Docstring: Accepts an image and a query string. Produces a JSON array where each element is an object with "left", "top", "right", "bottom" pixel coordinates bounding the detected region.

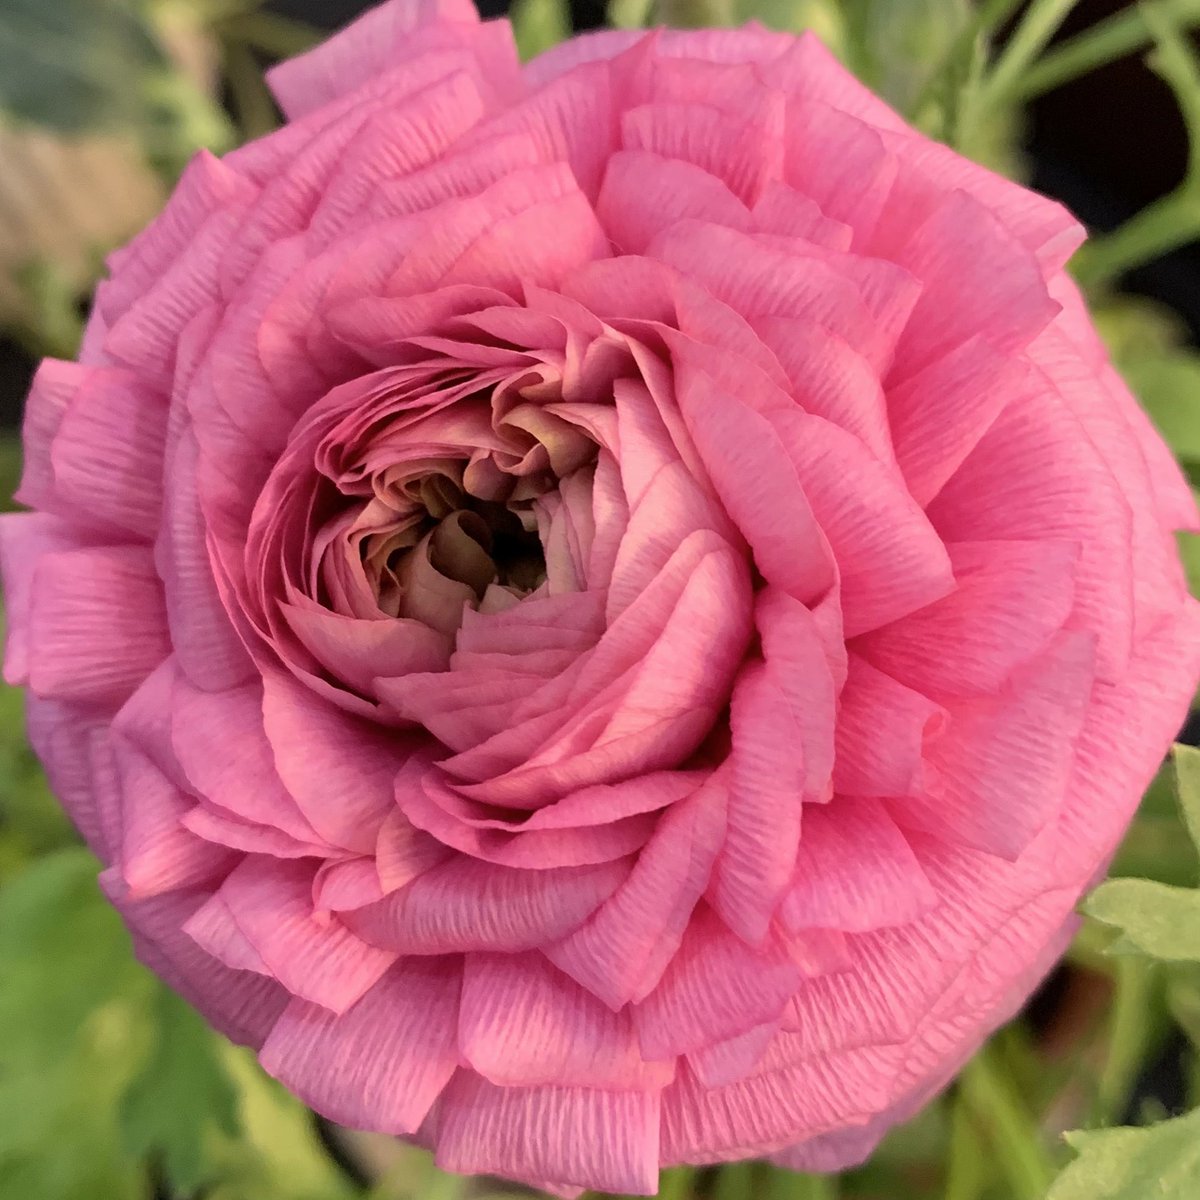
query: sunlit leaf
[
  {"left": 1173, "top": 744, "right": 1200, "bottom": 852},
  {"left": 0, "top": 849, "right": 151, "bottom": 1200},
  {"left": 1109, "top": 763, "right": 1200, "bottom": 887},
  {"left": 1085, "top": 878, "right": 1200, "bottom": 962},
  {"left": 120, "top": 983, "right": 241, "bottom": 1195},
  {"left": 0, "top": 0, "right": 167, "bottom": 133},
  {"left": 1047, "top": 1107, "right": 1200, "bottom": 1199},
  {"left": 204, "top": 1046, "right": 358, "bottom": 1200},
  {"left": 1121, "top": 353, "right": 1200, "bottom": 482}
]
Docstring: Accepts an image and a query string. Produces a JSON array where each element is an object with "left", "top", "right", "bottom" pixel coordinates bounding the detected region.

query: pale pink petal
[
  {"left": 156, "top": 428, "right": 257, "bottom": 691},
  {"left": 751, "top": 316, "right": 892, "bottom": 466},
  {"left": 620, "top": 95, "right": 784, "bottom": 207},
  {"left": 0, "top": 513, "right": 95, "bottom": 686},
  {"left": 633, "top": 907, "right": 801, "bottom": 1060},
  {"left": 116, "top": 742, "right": 237, "bottom": 898},
  {"left": 460, "top": 952, "right": 673, "bottom": 1088},
  {"left": 14, "top": 359, "right": 84, "bottom": 513},
  {"left": 544, "top": 771, "right": 726, "bottom": 1007},
  {"left": 168, "top": 676, "right": 327, "bottom": 846},
  {"left": 26, "top": 697, "right": 113, "bottom": 859},
  {"left": 871, "top": 128, "right": 1085, "bottom": 274},
  {"left": 597, "top": 150, "right": 750, "bottom": 254},
  {"left": 894, "top": 633, "right": 1095, "bottom": 859},
  {"left": 260, "top": 957, "right": 460, "bottom": 1133},
  {"left": 341, "top": 854, "right": 628, "bottom": 953},
  {"left": 780, "top": 798, "right": 936, "bottom": 933},
  {"left": 769, "top": 409, "right": 955, "bottom": 636},
  {"left": 885, "top": 191, "right": 1060, "bottom": 382},
  {"left": 857, "top": 538, "right": 1079, "bottom": 699},
  {"left": 28, "top": 545, "right": 170, "bottom": 707},
  {"left": 206, "top": 857, "right": 397, "bottom": 1014},
  {"left": 834, "top": 655, "right": 945, "bottom": 798},
  {"left": 49, "top": 368, "right": 167, "bottom": 539},
  {"left": 781, "top": 100, "right": 898, "bottom": 249},
  {"left": 672, "top": 361, "right": 834, "bottom": 605},
  {"left": 267, "top": 0, "right": 483, "bottom": 119},
  {"left": 183, "top": 891, "right": 271, "bottom": 974},
  {"left": 750, "top": 181, "right": 854, "bottom": 249},
  {"left": 711, "top": 662, "right": 803, "bottom": 942},
  {"left": 313, "top": 857, "right": 386, "bottom": 913},
  {"left": 660, "top": 1046, "right": 898, "bottom": 1164},
  {"left": 929, "top": 384, "right": 1134, "bottom": 680},
  {"left": 888, "top": 336, "right": 1034, "bottom": 507},
  {"left": 687, "top": 1021, "right": 778, "bottom": 1088},
  {"left": 760, "top": 34, "right": 909, "bottom": 132},
  {"left": 436, "top": 1074, "right": 661, "bottom": 1196},
  {"left": 456, "top": 62, "right": 618, "bottom": 199},
  {"left": 756, "top": 586, "right": 841, "bottom": 797},
  {"left": 375, "top": 803, "right": 453, "bottom": 890},
  {"left": 305, "top": 70, "right": 492, "bottom": 245},
  {"left": 181, "top": 803, "right": 332, "bottom": 860},
  {"left": 99, "top": 151, "right": 256, "bottom": 323},
  {"left": 261, "top": 670, "right": 412, "bottom": 854}
]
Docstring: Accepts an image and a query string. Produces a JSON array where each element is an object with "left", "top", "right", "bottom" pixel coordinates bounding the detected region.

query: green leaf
[
  {"left": 509, "top": 0, "right": 571, "bottom": 60},
  {"left": 0, "top": 0, "right": 168, "bottom": 133},
  {"left": 1085, "top": 877, "right": 1200, "bottom": 961},
  {"left": 1092, "top": 294, "right": 1187, "bottom": 365},
  {"left": 1109, "top": 763, "right": 1200, "bottom": 888},
  {"left": 712, "top": 1162, "right": 757, "bottom": 1200},
  {"left": 1121, "top": 353, "right": 1200, "bottom": 476},
  {"left": 1174, "top": 743, "right": 1200, "bottom": 851},
  {"left": 0, "top": 849, "right": 151, "bottom": 1200},
  {"left": 204, "top": 1046, "right": 357, "bottom": 1200},
  {"left": 737, "top": 0, "right": 848, "bottom": 54},
  {"left": 838, "top": 0, "right": 974, "bottom": 116},
  {"left": 955, "top": 1047, "right": 1056, "bottom": 1200},
  {"left": 119, "top": 983, "right": 241, "bottom": 1195},
  {"left": 1047, "top": 1107, "right": 1200, "bottom": 1199}
]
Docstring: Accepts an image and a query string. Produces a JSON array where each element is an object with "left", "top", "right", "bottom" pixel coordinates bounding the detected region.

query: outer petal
[
  {"left": 261, "top": 957, "right": 460, "bottom": 1133},
  {"left": 436, "top": 1073, "right": 662, "bottom": 1196},
  {"left": 459, "top": 952, "right": 673, "bottom": 1088},
  {"left": 267, "top": 0, "right": 485, "bottom": 120}
]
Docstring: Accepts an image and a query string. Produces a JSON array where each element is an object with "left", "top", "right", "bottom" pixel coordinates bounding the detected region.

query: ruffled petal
[{"left": 260, "top": 958, "right": 460, "bottom": 1132}]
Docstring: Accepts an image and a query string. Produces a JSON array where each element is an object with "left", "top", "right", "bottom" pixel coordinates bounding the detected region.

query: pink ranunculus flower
[{"left": 4, "top": 1, "right": 1199, "bottom": 1192}]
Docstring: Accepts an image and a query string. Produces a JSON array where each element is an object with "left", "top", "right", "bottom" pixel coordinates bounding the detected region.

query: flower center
[{"left": 357, "top": 469, "right": 549, "bottom": 622}]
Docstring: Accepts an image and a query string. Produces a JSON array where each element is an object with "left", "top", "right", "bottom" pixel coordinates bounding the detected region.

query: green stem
[
  {"left": 1094, "top": 957, "right": 1159, "bottom": 1126},
  {"left": 12, "top": 260, "right": 84, "bottom": 360},
  {"left": 1144, "top": 0, "right": 1200, "bottom": 179},
  {"left": 1073, "top": 3, "right": 1200, "bottom": 284},
  {"left": 763, "top": 1169, "right": 839, "bottom": 1200},
  {"left": 218, "top": 11, "right": 321, "bottom": 58},
  {"left": 711, "top": 1162, "right": 757, "bottom": 1200},
  {"left": 222, "top": 38, "right": 280, "bottom": 142},
  {"left": 1073, "top": 190, "right": 1200, "bottom": 287},
  {"left": 981, "top": 0, "right": 1080, "bottom": 105},
  {"left": 1015, "top": 0, "right": 1200, "bottom": 99},
  {"left": 909, "top": 0, "right": 1027, "bottom": 122},
  {"left": 657, "top": 1166, "right": 699, "bottom": 1200},
  {"left": 957, "top": 1050, "right": 1056, "bottom": 1200},
  {"left": 944, "top": 1092, "right": 987, "bottom": 1200},
  {"left": 653, "top": 0, "right": 738, "bottom": 25}
]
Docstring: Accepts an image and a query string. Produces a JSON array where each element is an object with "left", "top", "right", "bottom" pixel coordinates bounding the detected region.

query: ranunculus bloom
[{"left": 4, "top": 2, "right": 1199, "bottom": 1192}]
